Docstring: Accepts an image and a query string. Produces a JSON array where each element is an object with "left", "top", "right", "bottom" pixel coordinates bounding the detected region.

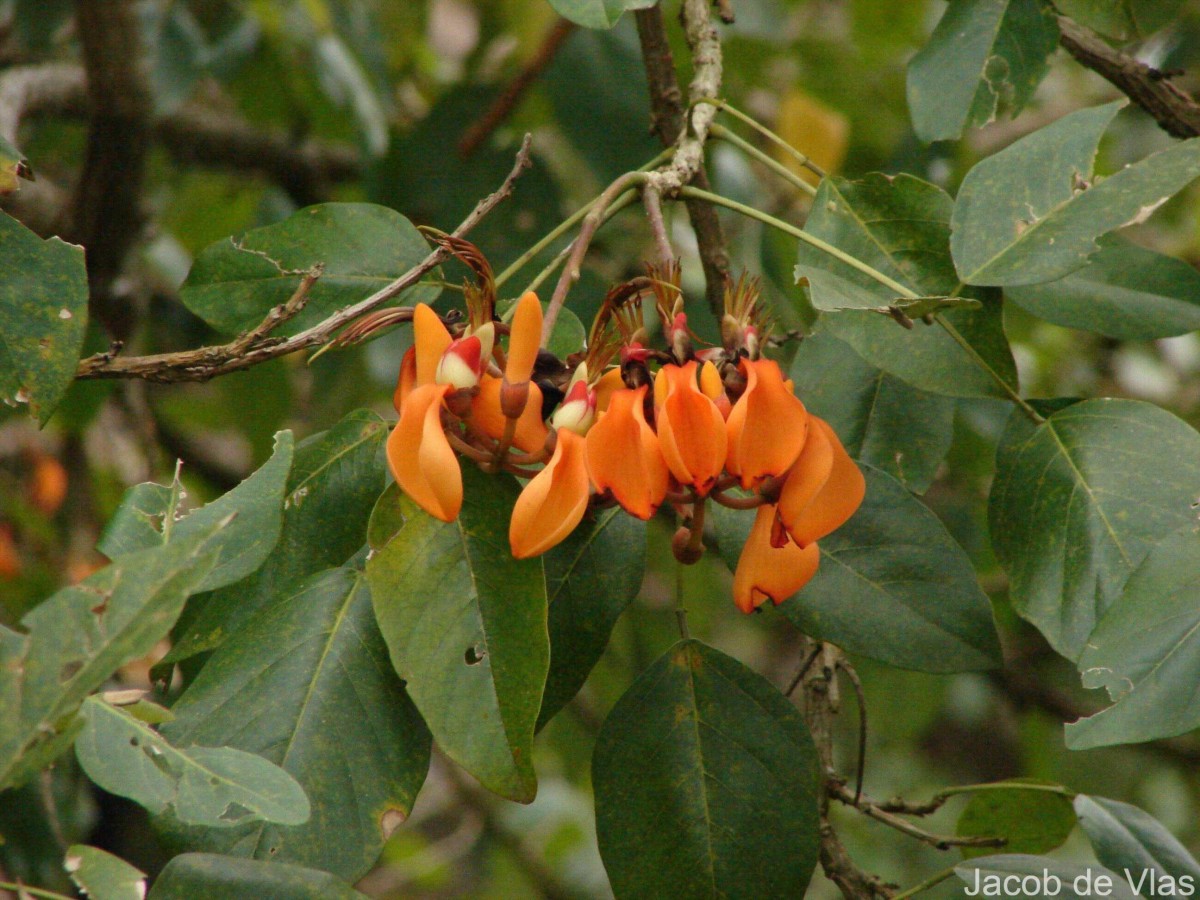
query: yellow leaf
[{"left": 774, "top": 90, "right": 849, "bottom": 187}]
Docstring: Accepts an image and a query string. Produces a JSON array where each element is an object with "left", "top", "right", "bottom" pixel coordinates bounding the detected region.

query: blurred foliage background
[{"left": 2, "top": 0, "right": 1200, "bottom": 897}]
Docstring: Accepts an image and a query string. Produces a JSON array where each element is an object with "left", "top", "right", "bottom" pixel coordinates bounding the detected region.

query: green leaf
[
  {"left": 0, "top": 210, "right": 89, "bottom": 423},
  {"left": 64, "top": 845, "right": 147, "bottom": 900},
  {"left": 714, "top": 466, "right": 1001, "bottom": 672},
  {"left": 181, "top": 203, "right": 438, "bottom": 335},
  {"left": 955, "top": 782, "right": 1076, "bottom": 859},
  {"left": 907, "top": 0, "right": 1059, "bottom": 143},
  {"left": 365, "top": 465, "right": 548, "bottom": 802},
  {"left": 797, "top": 173, "right": 1017, "bottom": 398},
  {"left": 955, "top": 855, "right": 1140, "bottom": 899},
  {"left": 99, "top": 431, "right": 294, "bottom": 593},
  {"left": 538, "top": 510, "right": 645, "bottom": 730},
  {"left": 75, "top": 697, "right": 310, "bottom": 828},
  {"left": 546, "top": 0, "right": 656, "bottom": 30},
  {"left": 789, "top": 332, "right": 955, "bottom": 493},
  {"left": 1066, "top": 528, "right": 1200, "bottom": 749},
  {"left": 1005, "top": 235, "right": 1200, "bottom": 340},
  {"left": 167, "top": 410, "right": 387, "bottom": 663},
  {"left": 0, "top": 526, "right": 223, "bottom": 790},
  {"left": 160, "top": 568, "right": 430, "bottom": 882},
  {"left": 952, "top": 100, "right": 1200, "bottom": 286},
  {"left": 1074, "top": 795, "right": 1200, "bottom": 885},
  {"left": 593, "top": 640, "right": 820, "bottom": 898},
  {"left": 989, "top": 399, "right": 1200, "bottom": 661},
  {"left": 148, "top": 853, "right": 366, "bottom": 900},
  {"left": 1056, "top": 0, "right": 1185, "bottom": 39}
]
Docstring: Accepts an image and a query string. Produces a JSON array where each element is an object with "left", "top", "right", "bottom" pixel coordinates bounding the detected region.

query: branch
[
  {"left": 634, "top": 4, "right": 730, "bottom": 317},
  {"left": 1058, "top": 16, "right": 1200, "bottom": 138},
  {"left": 76, "top": 136, "right": 534, "bottom": 382},
  {"left": 827, "top": 780, "right": 1006, "bottom": 852}
]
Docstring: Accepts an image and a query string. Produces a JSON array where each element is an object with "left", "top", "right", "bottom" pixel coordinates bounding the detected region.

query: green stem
[
  {"left": 692, "top": 96, "right": 826, "bottom": 178},
  {"left": 676, "top": 185, "right": 1043, "bottom": 422},
  {"left": 521, "top": 189, "right": 638, "bottom": 297},
  {"left": 710, "top": 122, "right": 817, "bottom": 197},
  {"left": 892, "top": 866, "right": 958, "bottom": 900},
  {"left": 938, "top": 782, "right": 1074, "bottom": 801},
  {"left": 0, "top": 881, "right": 77, "bottom": 900}
]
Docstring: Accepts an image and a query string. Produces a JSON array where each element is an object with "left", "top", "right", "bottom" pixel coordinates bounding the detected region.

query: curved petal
[
  {"left": 594, "top": 367, "right": 625, "bottom": 414},
  {"left": 586, "top": 386, "right": 669, "bottom": 519},
  {"left": 780, "top": 416, "right": 864, "bottom": 546},
  {"left": 393, "top": 346, "right": 417, "bottom": 415},
  {"left": 506, "top": 291, "right": 542, "bottom": 384},
  {"left": 413, "top": 303, "right": 453, "bottom": 386},
  {"left": 656, "top": 363, "right": 726, "bottom": 495},
  {"left": 509, "top": 429, "right": 591, "bottom": 559},
  {"left": 387, "top": 383, "right": 461, "bottom": 521},
  {"left": 732, "top": 504, "right": 820, "bottom": 613},
  {"left": 472, "top": 375, "right": 549, "bottom": 454},
  {"left": 776, "top": 418, "right": 834, "bottom": 528},
  {"left": 726, "top": 359, "right": 808, "bottom": 489}
]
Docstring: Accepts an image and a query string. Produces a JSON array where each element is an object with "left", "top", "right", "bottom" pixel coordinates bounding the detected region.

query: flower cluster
[{"left": 384, "top": 240, "right": 864, "bottom": 613}]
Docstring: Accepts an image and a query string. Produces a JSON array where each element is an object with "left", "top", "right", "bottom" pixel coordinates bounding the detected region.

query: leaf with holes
[
  {"left": 181, "top": 203, "right": 438, "bottom": 336},
  {"left": 796, "top": 173, "right": 1016, "bottom": 398},
  {"left": 64, "top": 845, "right": 147, "bottom": 900},
  {"left": 951, "top": 100, "right": 1200, "bottom": 286},
  {"left": 148, "top": 853, "right": 366, "bottom": 900},
  {"left": 159, "top": 567, "right": 429, "bottom": 882},
  {"left": 365, "top": 466, "right": 548, "bottom": 802},
  {"left": 75, "top": 697, "right": 309, "bottom": 827},
  {"left": 989, "top": 399, "right": 1200, "bottom": 661},
  {"left": 907, "top": 0, "right": 1058, "bottom": 143},
  {"left": 0, "top": 524, "right": 223, "bottom": 791},
  {"left": 593, "top": 640, "right": 820, "bottom": 898},
  {"left": 1066, "top": 528, "right": 1200, "bottom": 748},
  {"left": 0, "top": 210, "right": 88, "bottom": 423}
]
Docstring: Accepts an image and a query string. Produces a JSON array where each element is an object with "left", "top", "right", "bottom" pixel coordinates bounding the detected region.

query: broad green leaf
[
  {"left": 593, "top": 640, "right": 820, "bottom": 898},
  {"left": 1056, "top": 0, "right": 1185, "bottom": 39},
  {"left": 181, "top": 203, "right": 438, "bottom": 335},
  {"left": 0, "top": 765, "right": 97, "bottom": 891},
  {"left": 547, "top": 0, "right": 655, "bottom": 29},
  {"left": 714, "top": 466, "right": 1001, "bottom": 672},
  {"left": 75, "top": 697, "right": 309, "bottom": 827},
  {"left": 955, "top": 782, "right": 1076, "bottom": 859},
  {"left": 789, "top": 332, "right": 955, "bottom": 493},
  {"left": 955, "top": 855, "right": 1140, "bottom": 899},
  {"left": 1006, "top": 236, "right": 1200, "bottom": 340},
  {"left": 1066, "top": 528, "right": 1200, "bottom": 749},
  {"left": 166, "top": 409, "right": 387, "bottom": 663},
  {"left": 0, "top": 526, "right": 222, "bottom": 790},
  {"left": 989, "top": 399, "right": 1200, "bottom": 661},
  {"left": 64, "top": 845, "right": 147, "bottom": 900},
  {"left": 365, "top": 466, "right": 548, "bottom": 802},
  {"left": 538, "top": 509, "right": 645, "bottom": 730},
  {"left": 99, "top": 431, "right": 294, "bottom": 593},
  {"left": 160, "top": 568, "right": 430, "bottom": 882},
  {"left": 0, "top": 210, "right": 89, "bottom": 423},
  {"left": 907, "top": 0, "right": 1058, "bottom": 143},
  {"left": 148, "top": 853, "right": 366, "bottom": 900},
  {"left": 797, "top": 173, "right": 1017, "bottom": 398},
  {"left": 952, "top": 100, "right": 1200, "bottom": 285},
  {"left": 1074, "top": 795, "right": 1200, "bottom": 885}
]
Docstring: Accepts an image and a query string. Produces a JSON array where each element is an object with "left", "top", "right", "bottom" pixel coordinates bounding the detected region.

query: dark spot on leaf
[
  {"left": 210, "top": 777, "right": 220, "bottom": 786},
  {"left": 90, "top": 598, "right": 108, "bottom": 616},
  {"left": 129, "top": 737, "right": 139, "bottom": 746},
  {"left": 465, "top": 644, "right": 486, "bottom": 665},
  {"left": 59, "top": 660, "right": 83, "bottom": 682}
]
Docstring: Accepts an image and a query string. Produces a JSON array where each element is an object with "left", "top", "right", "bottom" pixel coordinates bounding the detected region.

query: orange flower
[
  {"left": 471, "top": 375, "right": 549, "bottom": 454},
  {"left": 505, "top": 292, "right": 542, "bottom": 385},
  {"left": 510, "top": 429, "right": 591, "bottom": 559},
  {"left": 778, "top": 416, "right": 864, "bottom": 547},
  {"left": 725, "top": 358, "right": 808, "bottom": 490},
  {"left": 732, "top": 504, "right": 820, "bottom": 613},
  {"left": 654, "top": 362, "right": 726, "bottom": 495},
  {"left": 393, "top": 346, "right": 418, "bottom": 414},
  {"left": 412, "top": 303, "right": 452, "bottom": 386},
  {"left": 586, "top": 386, "right": 668, "bottom": 519},
  {"left": 386, "top": 383, "right": 462, "bottom": 522}
]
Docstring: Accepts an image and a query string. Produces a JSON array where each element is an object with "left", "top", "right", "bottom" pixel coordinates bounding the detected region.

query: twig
[
  {"left": 642, "top": 185, "right": 674, "bottom": 267},
  {"left": 1058, "top": 15, "right": 1200, "bottom": 139},
  {"left": 458, "top": 18, "right": 577, "bottom": 158},
  {"left": 828, "top": 780, "right": 1006, "bottom": 852},
  {"left": 76, "top": 136, "right": 534, "bottom": 382},
  {"left": 836, "top": 658, "right": 867, "bottom": 806}
]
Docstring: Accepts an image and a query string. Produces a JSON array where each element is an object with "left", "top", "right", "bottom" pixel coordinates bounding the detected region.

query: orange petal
[
  {"left": 779, "top": 416, "right": 864, "bottom": 546},
  {"left": 733, "top": 504, "right": 820, "bottom": 613},
  {"left": 725, "top": 359, "right": 808, "bottom": 490},
  {"left": 594, "top": 367, "right": 625, "bottom": 414},
  {"left": 506, "top": 291, "right": 542, "bottom": 384},
  {"left": 386, "top": 383, "right": 462, "bottom": 521},
  {"left": 656, "top": 362, "right": 726, "bottom": 495},
  {"left": 413, "top": 303, "right": 452, "bottom": 386},
  {"left": 586, "top": 386, "right": 669, "bottom": 519},
  {"left": 510, "top": 429, "right": 591, "bottom": 559},
  {"left": 393, "top": 346, "right": 418, "bottom": 415},
  {"left": 471, "top": 375, "right": 550, "bottom": 454}
]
